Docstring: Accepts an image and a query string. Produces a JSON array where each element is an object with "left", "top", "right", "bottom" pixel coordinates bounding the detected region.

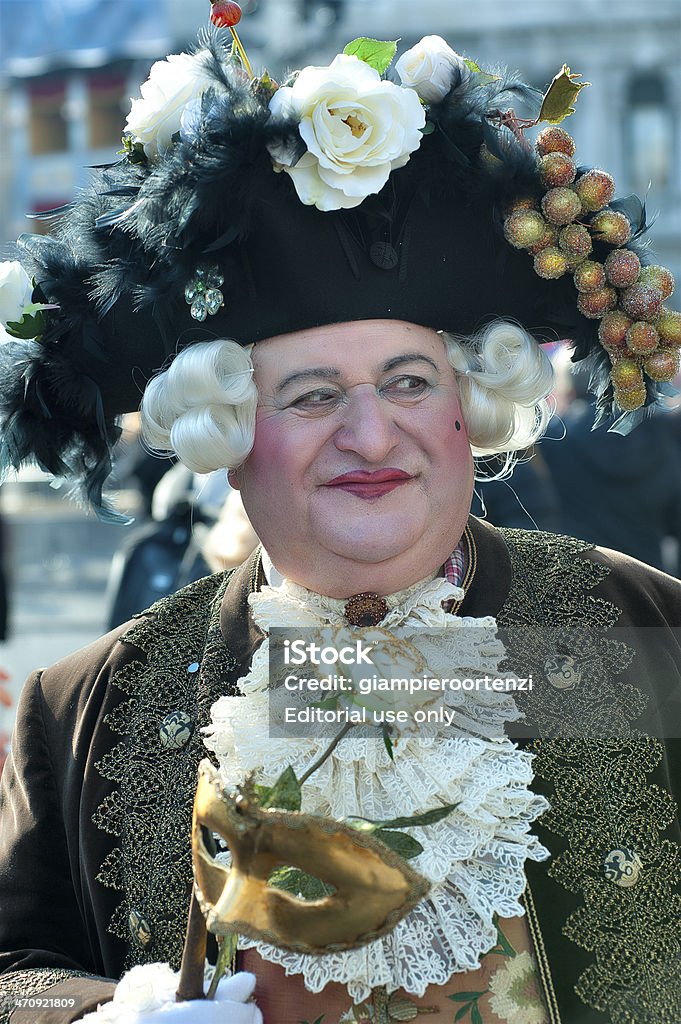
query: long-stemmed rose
[
  {"left": 125, "top": 51, "right": 219, "bottom": 161},
  {"left": 395, "top": 35, "right": 472, "bottom": 103},
  {"left": 268, "top": 53, "right": 425, "bottom": 211}
]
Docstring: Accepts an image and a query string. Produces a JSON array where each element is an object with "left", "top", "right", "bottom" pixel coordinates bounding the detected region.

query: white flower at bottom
[
  {"left": 0, "top": 261, "right": 32, "bottom": 327},
  {"left": 268, "top": 53, "right": 425, "bottom": 211},
  {"left": 396, "top": 35, "right": 472, "bottom": 104}
]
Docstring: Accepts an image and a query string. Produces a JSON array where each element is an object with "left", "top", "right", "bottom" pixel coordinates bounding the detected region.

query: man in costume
[{"left": 0, "top": 11, "right": 680, "bottom": 1023}]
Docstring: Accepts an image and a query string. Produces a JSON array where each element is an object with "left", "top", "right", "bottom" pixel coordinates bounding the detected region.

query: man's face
[{"left": 232, "top": 320, "right": 474, "bottom": 595}]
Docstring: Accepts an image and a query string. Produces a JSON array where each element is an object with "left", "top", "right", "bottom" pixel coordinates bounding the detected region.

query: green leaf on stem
[
  {"left": 267, "top": 866, "right": 335, "bottom": 900},
  {"left": 342, "top": 802, "right": 459, "bottom": 832},
  {"left": 373, "top": 829, "right": 423, "bottom": 860},
  {"left": 463, "top": 57, "right": 500, "bottom": 86},
  {"left": 258, "top": 765, "right": 301, "bottom": 811},
  {"left": 343, "top": 37, "right": 398, "bottom": 75}
]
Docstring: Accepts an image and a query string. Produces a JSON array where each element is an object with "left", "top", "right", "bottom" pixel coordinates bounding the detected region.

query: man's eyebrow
[
  {"left": 274, "top": 367, "right": 342, "bottom": 394},
  {"left": 381, "top": 353, "right": 440, "bottom": 373},
  {"left": 274, "top": 354, "right": 440, "bottom": 394}
]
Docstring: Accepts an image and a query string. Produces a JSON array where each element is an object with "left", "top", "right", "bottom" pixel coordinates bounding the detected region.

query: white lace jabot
[{"left": 203, "top": 558, "right": 549, "bottom": 1003}]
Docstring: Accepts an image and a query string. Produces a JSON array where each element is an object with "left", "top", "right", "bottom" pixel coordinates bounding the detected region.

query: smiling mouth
[{"left": 324, "top": 469, "right": 413, "bottom": 499}]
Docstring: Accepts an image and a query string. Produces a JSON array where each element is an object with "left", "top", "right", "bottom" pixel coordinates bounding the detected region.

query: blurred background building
[{"left": 0, "top": 0, "right": 679, "bottom": 740}]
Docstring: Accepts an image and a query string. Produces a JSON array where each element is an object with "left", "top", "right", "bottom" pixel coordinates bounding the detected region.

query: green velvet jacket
[{"left": 0, "top": 517, "right": 680, "bottom": 1024}]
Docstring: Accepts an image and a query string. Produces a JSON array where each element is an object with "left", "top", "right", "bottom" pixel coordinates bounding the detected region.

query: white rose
[
  {"left": 268, "top": 54, "right": 425, "bottom": 211},
  {"left": 0, "top": 261, "right": 32, "bottom": 327},
  {"left": 125, "top": 51, "right": 217, "bottom": 161},
  {"left": 396, "top": 35, "right": 472, "bottom": 104}
]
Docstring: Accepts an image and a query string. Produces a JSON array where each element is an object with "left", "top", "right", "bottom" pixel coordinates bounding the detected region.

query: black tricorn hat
[{"left": 0, "top": 31, "right": 674, "bottom": 518}]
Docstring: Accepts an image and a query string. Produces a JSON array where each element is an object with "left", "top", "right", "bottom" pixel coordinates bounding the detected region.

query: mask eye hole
[
  {"left": 200, "top": 824, "right": 219, "bottom": 858},
  {"left": 267, "top": 865, "right": 337, "bottom": 902}
]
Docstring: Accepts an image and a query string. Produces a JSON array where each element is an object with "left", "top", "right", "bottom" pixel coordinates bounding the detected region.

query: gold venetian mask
[{"left": 192, "top": 759, "right": 429, "bottom": 954}]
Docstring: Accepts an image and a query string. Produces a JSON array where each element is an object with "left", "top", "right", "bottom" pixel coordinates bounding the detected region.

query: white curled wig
[
  {"left": 442, "top": 321, "right": 555, "bottom": 476},
  {"left": 140, "top": 339, "right": 257, "bottom": 472},
  {"left": 139, "top": 323, "right": 554, "bottom": 474}
]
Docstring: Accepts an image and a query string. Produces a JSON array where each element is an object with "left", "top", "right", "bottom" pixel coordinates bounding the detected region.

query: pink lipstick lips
[{"left": 325, "top": 469, "right": 413, "bottom": 499}]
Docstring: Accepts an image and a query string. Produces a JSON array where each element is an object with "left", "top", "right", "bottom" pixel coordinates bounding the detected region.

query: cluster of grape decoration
[{"left": 503, "top": 126, "right": 680, "bottom": 412}]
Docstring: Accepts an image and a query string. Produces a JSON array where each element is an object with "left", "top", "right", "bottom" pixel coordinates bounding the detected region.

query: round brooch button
[
  {"left": 544, "top": 654, "right": 581, "bottom": 690},
  {"left": 128, "top": 909, "right": 153, "bottom": 949},
  {"left": 344, "top": 592, "right": 389, "bottom": 626},
  {"left": 603, "top": 847, "right": 642, "bottom": 888},
  {"left": 159, "top": 710, "right": 194, "bottom": 750}
]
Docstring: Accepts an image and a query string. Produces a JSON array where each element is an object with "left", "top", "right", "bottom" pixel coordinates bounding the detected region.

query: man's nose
[{"left": 333, "top": 384, "right": 401, "bottom": 461}]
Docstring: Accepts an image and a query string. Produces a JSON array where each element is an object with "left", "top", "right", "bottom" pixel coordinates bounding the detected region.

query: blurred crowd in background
[{"left": 0, "top": 0, "right": 680, "bottom": 770}]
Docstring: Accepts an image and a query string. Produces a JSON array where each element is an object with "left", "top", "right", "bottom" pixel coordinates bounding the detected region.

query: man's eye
[
  {"left": 289, "top": 388, "right": 341, "bottom": 410},
  {"left": 381, "top": 375, "right": 431, "bottom": 398}
]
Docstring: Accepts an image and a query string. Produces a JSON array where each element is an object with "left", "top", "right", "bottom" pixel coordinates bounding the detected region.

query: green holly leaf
[
  {"left": 463, "top": 58, "right": 500, "bottom": 87},
  {"left": 538, "top": 64, "right": 590, "bottom": 125},
  {"left": 343, "top": 37, "right": 398, "bottom": 75},
  {"left": 267, "top": 866, "right": 334, "bottom": 900},
  {"left": 4, "top": 309, "right": 48, "bottom": 341},
  {"left": 258, "top": 766, "right": 301, "bottom": 811}
]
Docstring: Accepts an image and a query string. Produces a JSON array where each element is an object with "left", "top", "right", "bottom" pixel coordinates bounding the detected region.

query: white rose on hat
[
  {"left": 396, "top": 35, "right": 472, "bottom": 104},
  {"left": 268, "top": 53, "right": 425, "bottom": 212},
  {"left": 125, "top": 51, "right": 217, "bottom": 161},
  {"left": 0, "top": 261, "right": 33, "bottom": 329}
]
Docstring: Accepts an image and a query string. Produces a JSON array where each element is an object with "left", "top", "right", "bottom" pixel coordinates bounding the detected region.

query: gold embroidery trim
[
  {"left": 499, "top": 528, "right": 681, "bottom": 1024},
  {"left": 523, "top": 883, "right": 562, "bottom": 1024},
  {"left": 92, "top": 571, "right": 239, "bottom": 970}
]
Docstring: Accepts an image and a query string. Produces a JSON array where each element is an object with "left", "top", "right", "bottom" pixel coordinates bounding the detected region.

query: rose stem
[{"left": 299, "top": 721, "right": 355, "bottom": 785}]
